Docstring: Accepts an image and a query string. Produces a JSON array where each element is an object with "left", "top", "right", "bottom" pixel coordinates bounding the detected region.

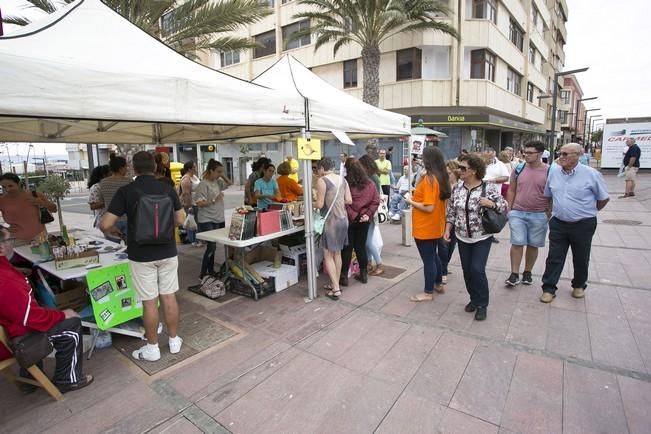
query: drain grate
[{"left": 603, "top": 219, "right": 642, "bottom": 226}]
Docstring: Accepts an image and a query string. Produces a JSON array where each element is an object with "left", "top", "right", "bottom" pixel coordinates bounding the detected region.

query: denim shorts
[{"left": 508, "top": 210, "right": 548, "bottom": 248}]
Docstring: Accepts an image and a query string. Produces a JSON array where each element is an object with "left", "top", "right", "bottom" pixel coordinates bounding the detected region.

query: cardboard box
[
  {"left": 244, "top": 246, "right": 278, "bottom": 264},
  {"left": 55, "top": 281, "right": 89, "bottom": 311},
  {"left": 251, "top": 261, "right": 298, "bottom": 292}
]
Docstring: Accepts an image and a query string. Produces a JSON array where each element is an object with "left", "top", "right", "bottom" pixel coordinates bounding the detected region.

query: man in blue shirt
[{"left": 540, "top": 143, "right": 610, "bottom": 303}]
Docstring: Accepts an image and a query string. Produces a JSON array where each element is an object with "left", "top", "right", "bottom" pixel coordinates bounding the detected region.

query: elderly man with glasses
[{"left": 539, "top": 143, "right": 610, "bottom": 303}]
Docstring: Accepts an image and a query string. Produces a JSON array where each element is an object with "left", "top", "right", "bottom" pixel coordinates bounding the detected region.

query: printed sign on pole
[
  {"left": 297, "top": 138, "right": 322, "bottom": 160},
  {"left": 410, "top": 135, "right": 426, "bottom": 155}
]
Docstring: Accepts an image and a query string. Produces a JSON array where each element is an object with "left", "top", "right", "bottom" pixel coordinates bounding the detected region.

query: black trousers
[
  {"left": 542, "top": 217, "right": 597, "bottom": 294},
  {"left": 22, "top": 318, "right": 84, "bottom": 385},
  {"left": 457, "top": 237, "right": 493, "bottom": 307},
  {"left": 341, "top": 222, "right": 370, "bottom": 278},
  {"left": 381, "top": 185, "right": 391, "bottom": 197}
]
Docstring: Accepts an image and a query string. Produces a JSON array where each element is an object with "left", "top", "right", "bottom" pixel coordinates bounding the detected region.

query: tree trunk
[
  {"left": 56, "top": 197, "right": 64, "bottom": 229},
  {"left": 362, "top": 45, "right": 381, "bottom": 158}
]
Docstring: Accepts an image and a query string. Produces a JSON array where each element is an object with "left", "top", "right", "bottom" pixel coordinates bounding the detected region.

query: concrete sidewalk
[{"left": 1, "top": 173, "right": 651, "bottom": 433}]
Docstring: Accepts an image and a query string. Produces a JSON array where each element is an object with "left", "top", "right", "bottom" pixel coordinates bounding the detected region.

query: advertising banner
[
  {"left": 602, "top": 121, "right": 651, "bottom": 168},
  {"left": 409, "top": 135, "right": 426, "bottom": 156}
]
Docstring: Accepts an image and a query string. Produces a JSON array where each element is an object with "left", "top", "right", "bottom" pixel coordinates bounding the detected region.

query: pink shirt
[
  {"left": 0, "top": 193, "right": 45, "bottom": 241},
  {"left": 510, "top": 164, "right": 549, "bottom": 213}
]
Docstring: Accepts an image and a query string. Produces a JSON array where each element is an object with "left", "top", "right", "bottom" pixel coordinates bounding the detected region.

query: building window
[
  {"left": 529, "top": 44, "right": 536, "bottom": 65},
  {"left": 220, "top": 50, "right": 240, "bottom": 67},
  {"left": 396, "top": 48, "right": 422, "bottom": 81},
  {"left": 558, "top": 110, "right": 568, "bottom": 124},
  {"left": 281, "top": 0, "right": 292, "bottom": 3},
  {"left": 560, "top": 90, "right": 571, "bottom": 104},
  {"left": 254, "top": 30, "right": 276, "bottom": 58},
  {"left": 343, "top": 59, "right": 358, "bottom": 88},
  {"left": 470, "top": 49, "right": 495, "bottom": 81},
  {"left": 160, "top": 8, "right": 177, "bottom": 37},
  {"left": 527, "top": 82, "right": 534, "bottom": 103},
  {"left": 282, "top": 20, "right": 311, "bottom": 50},
  {"left": 472, "top": 0, "right": 497, "bottom": 24},
  {"left": 506, "top": 68, "right": 521, "bottom": 95},
  {"left": 532, "top": 5, "right": 539, "bottom": 27},
  {"left": 509, "top": 19, "right": 524, "bottom": 52}
]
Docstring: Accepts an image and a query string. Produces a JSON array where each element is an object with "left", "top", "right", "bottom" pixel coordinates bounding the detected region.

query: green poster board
[{"left": 86, "top": 263, "right": 143, "bottom": 330}]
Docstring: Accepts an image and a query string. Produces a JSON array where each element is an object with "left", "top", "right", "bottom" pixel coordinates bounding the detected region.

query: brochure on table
[{"left": 86, "top": 263, "right": 143, "bottom": 330}]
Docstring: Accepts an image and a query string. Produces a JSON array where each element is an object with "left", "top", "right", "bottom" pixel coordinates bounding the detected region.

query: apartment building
[
  {"left": 195, "top": 0, "right": 571, "bottom": 167},
  {"left": 558, "top": 74, "right": 586, "bottom": 145}
]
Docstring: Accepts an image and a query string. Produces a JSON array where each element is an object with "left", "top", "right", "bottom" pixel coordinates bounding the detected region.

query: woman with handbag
[
  {"left": 406, "top": 147, "right": 450, "bottom": 303},
  {"left": 195, "top": 159, "right": 232, "bottom": 280},
  {"left": 340, "top": 160, "right": 379, "bottom": 287},
  {"left": 443, "top": 153, "right": 507, "bottom": 321},
  {"left": 315, "top": 158, "right": 352, "bottom": 300},
  {"left": 358, "top": 155, "right": 385, "bottom": 275},
  {"left": 180, "top": 161, "right": 201, "bottom": 246},
  {"left": 0, "top": 173, "right": 57, "bottom": 243}
]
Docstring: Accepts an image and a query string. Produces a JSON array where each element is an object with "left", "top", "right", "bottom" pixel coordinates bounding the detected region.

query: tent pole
[{"left": 302, "top": 96, "right": 317, "bottom": 301}]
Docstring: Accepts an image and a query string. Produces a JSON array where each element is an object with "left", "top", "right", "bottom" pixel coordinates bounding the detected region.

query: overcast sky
[{"left": 1, "top": 0, "right": 649, "bottom": 156}]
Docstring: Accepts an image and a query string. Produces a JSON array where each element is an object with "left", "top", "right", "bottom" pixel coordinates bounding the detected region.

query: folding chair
[{"left": 0, "top": 325, "right": 62, "bottom": 401}]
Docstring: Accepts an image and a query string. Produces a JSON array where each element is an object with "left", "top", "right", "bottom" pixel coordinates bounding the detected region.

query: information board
[
  {"left": 86, "top": 263, "right": 143, "bottom": 330},
  {"left": 601, "top": 121, "right": 651, "bottom": 168}
]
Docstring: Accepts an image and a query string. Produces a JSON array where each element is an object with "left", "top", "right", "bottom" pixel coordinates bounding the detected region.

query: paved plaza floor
[{"left": 1, "top": 172, "right": 651, "bottom": 433}]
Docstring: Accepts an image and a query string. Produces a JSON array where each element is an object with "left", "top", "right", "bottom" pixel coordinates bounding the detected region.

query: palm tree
[
  {"left": 3, "top": 0, "right": 272, "bottom": 57},
  {"left": 291, "top": 0, "right": 458, "bottom": 107}
]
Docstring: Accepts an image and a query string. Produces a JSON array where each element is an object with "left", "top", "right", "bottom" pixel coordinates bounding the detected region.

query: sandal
[
  {"left": 409, "top": 293, "right": 434, "bottom": 302},
  {"left": 323, "top": 283, "right": 334, "bottom": 291},
  {"left": 326, "top": 289, "right": 341, "bottom": 300},
  {"left": 370, "top": 266, "right": 385, "bottom": 276}
]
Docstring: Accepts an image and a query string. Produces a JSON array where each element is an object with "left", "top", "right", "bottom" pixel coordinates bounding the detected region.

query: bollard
[{"left": 401, "top": 209, "right": 412, "bottom": 246}]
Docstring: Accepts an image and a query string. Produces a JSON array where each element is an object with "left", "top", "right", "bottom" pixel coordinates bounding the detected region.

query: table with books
[{"left": 196, "top": 203, "right": 304, "bottom": 300}]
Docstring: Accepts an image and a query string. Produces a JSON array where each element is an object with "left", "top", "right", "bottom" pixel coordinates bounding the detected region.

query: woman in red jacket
[
  {"left": 339, "top": 159, "right": 380, "bottom": 288},
  {"left": 0, "top": 229, "right": 93, "bottom": 392}
]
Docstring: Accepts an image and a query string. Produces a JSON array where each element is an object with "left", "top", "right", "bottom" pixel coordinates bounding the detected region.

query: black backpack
[{"left": 133, "top": 190, "right": 175, "bottom": 245}]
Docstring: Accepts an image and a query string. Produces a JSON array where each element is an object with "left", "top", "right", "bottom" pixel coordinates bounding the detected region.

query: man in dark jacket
[{"left": 0, "top": 228, "right": 93, "bottom": 393}]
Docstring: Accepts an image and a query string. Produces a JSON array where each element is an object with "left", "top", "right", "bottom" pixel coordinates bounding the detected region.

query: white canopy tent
[{"left": 0, "top": 0, "right": 306, "bottom": 144}]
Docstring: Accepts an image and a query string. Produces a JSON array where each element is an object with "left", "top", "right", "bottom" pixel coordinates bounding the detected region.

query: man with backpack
[
  {"left": 504, "top": 141, "right": 551, "bottom": 286},
  {"left": 101, "top": 151, "right": 185, "bottom": 362}
]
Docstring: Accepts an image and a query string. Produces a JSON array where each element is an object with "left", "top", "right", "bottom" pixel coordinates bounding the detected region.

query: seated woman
[
  {"left": 276, "top": 162, "right": 303, "bottom": 202},
  {"left": 0, "top": 173, "right": 57, "bottom": 243}
]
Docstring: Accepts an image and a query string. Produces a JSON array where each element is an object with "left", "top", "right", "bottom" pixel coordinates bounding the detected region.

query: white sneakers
[
  {"left": 132, "top": 336, "right": 183, "bottom": 361},
  {"left": 169, "top": 336, "right": 183, "bottom": 354}
]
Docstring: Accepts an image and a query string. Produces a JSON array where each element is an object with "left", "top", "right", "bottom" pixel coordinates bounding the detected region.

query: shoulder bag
[
  {"left": 480, "top": 182, "right": 507, "bottom": 234},
  {"left": 32, "top": 191, "right": 55, "bottom": 224},
  {"left": 11, "top": 331, "right": 53, "bottom": 368},
  {"left": 314, "top": 177, "right": 343, "bottom": 235}
]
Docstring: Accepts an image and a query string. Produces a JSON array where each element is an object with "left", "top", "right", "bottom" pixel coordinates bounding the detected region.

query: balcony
[
  {"left": 500, "top": 0, "right": 527, "bottom": 27},
  {"left": 377, "top": 80, "right": 453, "bottom": 110},
  {"left": 525, "top": 102, "right": 545, "bottom": 125},
  {"left": 460, "top": 80, "right": 523, "bottom": 118},
  {"left": 462, "top": 20, "right": 525, "bottom": 74},
  {"left": 527, "top": 63, "right": 546, "bottom": 92}
]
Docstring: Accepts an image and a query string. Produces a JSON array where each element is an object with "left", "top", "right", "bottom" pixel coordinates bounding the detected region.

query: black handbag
[
  {"left": 480, "top": 183, "right": 507, "bottom": 234},
  {"left": 11, "top": 331, "right": 53, "bottom": 368},
  {"left": 32, "top": 191, "right": 55, "bottom": 224}
]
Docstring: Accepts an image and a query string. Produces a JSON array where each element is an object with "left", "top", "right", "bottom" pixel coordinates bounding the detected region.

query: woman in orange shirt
[
  {"left": 405, "top": 147, "right": 451, "bottom": 302},
  {"left": 276, "top": 162, "right": 303, "bottom": 202}
]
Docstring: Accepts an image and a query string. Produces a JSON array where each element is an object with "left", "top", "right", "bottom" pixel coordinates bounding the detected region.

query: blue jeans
[
  {"left": 366, "top": 223, "right": 382, "bottom": 266},
  {"left": 435, "top": 234, "right": 456, "bottom": 276},
  {"left": 198, "top": 221, "right": 225, "bottom": 277},
  {"left": 415, "top": 238, "right": 443, "bottom": 293},
  {"left": 388, "top": 192, "right": 406, "bottom": 216},
  {"left": 457, "top": 236, "right": 493, "bottom": 307}
]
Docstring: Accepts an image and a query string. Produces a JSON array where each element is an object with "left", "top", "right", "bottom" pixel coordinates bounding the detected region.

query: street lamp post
[
  {"left": 549, "top": 67, "right": 589, "bottom": 153},
  {"left": 573, "top": 97, "right": 597, "bottom": 141},
  {"left": 587, "top": 116, "right": 603, "bottom": 151},
  {"left": 582, "top": 108, "right": 601, "bottom": 144}
]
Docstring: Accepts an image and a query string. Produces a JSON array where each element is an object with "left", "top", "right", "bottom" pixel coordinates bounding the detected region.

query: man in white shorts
[{"left": 101, "top": 151, "right": 185, "bottom": 362}]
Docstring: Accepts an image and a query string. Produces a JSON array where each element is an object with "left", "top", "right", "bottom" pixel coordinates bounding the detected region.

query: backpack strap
[{"left": 514, "top": 162, "right": 526, "bottom": 179}]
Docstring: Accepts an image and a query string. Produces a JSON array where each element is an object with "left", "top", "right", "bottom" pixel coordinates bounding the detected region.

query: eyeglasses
[
  {"left": 523, "top": 151, "right": 540, "bottom": 155},
  {"left": 458, "top": 166, "right": 468, "bottom": 171},
  {"left": 559, "top": 152, "right": 578, "bottom": 157},
  {"left": 312, "top": 166, "right": 317, "bottom": 170}
]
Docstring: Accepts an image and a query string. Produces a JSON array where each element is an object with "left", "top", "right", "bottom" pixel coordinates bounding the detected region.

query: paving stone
[
  {"left": 506, "top": 301, "right": 548, "bottom": 350},
  {"left": 375, "top": 392, "right": 445, "bottom": 434},
  {"left": 436, "top": 299, "right": 475, "bottom": 332},
  {"left": 334, "top": 317, "right": 410, "bottom": 374},
  {"left": 618, "top": 287, "right": 651, "bottom": 324},
  {"left": 406, "top": 291, "right": 459, "bottom": 323},
  {"left": 437, "top": 407, "right": 499, "bottom": 434},
  {"left": 449, "top": 343, "right": 517, "bottom": 425},
  {"left": 467, "top": 299, "right": 514, "bottom": 340},
  {"left": 618, "top": 375, "right": 651, "bottom": 434},
  {"left": 281, "top": 301, "right": 353, "bottom": 344},
  {"left": 593, "top": 260, "right": 632, "bottom": 286},
  {"left": 148, "top": 416, "right": 204, "bottom": 434},
  {"left": 587, "top": 313, "right": 646, "bottom": 372},
  {"left": 584, "top": 283, "right": 626, "bottom": 317},
  {"left": 215, "top": 351, "right": 360, "bottom": 433},
  {"left": 500, "top": 353, "right": 563, "bottom": 434},
  {"left": 405, "top": 332, "right": 478, "bottom": 405},
  {"left": 563, "top": 362, "right": 629, "bottom": 434},
  {"left": 628, "top": 319, "right": 651, "bottom": 374},
  {"left": 306, "top": 310, "right": 381, "bottom": 361},
  {"left": 545, "top": 307, "right": 592, "bottom": 361},
  {"left": 368, "top": 325, "right": 441, "bottom": 386},
  {"left": 195, "top": 348, "right": 303, "bottom": 417},
  {"left": 549, "top": 288, "right": 586, "bottom": 312}
]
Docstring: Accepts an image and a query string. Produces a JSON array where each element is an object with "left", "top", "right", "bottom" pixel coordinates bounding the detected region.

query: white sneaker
[
  {"left": 169, "top": 336, "right": 183, "bottom": 354},
  {"left": 391, "top": 214, "right": 401, "bottom": 221},
  {"left": 132, "top": 344, "right": 160, "bottom": 361},
  {"left": 442, "top": 275, "right": 447, "bottom": 284}
]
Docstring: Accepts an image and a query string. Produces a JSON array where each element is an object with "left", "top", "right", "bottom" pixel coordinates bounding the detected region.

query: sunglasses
[
  {"left": 559, "top": 152, "right": 577, "bottom": 157},
  {"left": 458, "top": 166, "right": 468, "bottom": 171}
]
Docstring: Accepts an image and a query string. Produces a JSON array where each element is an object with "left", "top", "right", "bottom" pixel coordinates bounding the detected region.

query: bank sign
[{"left": 602, "top": 121, "right": 651, "bottom": 168}]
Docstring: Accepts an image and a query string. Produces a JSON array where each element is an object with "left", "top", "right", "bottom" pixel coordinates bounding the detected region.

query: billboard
[{"left": 602, "top": 121, "right": 651, "bottom": 168}]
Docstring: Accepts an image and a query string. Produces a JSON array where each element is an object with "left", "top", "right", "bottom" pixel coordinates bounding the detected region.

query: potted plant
[{"left": 37, "top": 174, "right": 71, "bottom": 233}]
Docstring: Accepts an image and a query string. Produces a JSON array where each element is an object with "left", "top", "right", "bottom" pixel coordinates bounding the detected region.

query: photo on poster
[
  {"left": 91, "top": 281, "right": 114, "bottom": 302},
  {"left": 121, "top": 297, "right": 132, "bottom": 309},
  {"left": 409, "top": 135, "right": 426, "bottom": 156},
  {"left": 115, "top": 274, "right": 128, "bottom": 291}
]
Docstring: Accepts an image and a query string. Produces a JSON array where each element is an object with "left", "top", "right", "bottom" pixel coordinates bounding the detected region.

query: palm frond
[
  {"left": 2, "top": 15, "right": 32, "bottom": 26},
  {"left": 198, "top": 36, "right": 261, "bottom": 52},
  {"left": 24, "top": 0, "right": 58, "bottom": 14}
]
